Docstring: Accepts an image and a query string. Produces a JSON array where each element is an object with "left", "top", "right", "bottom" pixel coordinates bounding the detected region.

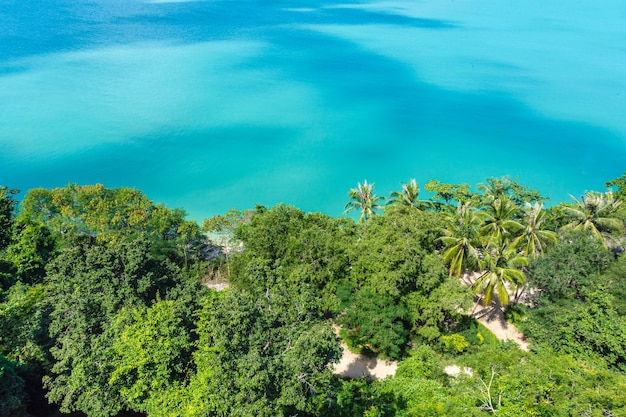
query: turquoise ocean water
[{"left": 1, "top": 0, "right": 625, "bottom": 220}]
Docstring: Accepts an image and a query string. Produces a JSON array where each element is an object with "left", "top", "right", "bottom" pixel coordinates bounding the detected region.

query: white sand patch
[
  {"left": 462, "top": 272, "right": 530, "bottom": 351},
  {"left": 331, "top": 325, "right": 398, "bottom": 379},
  {"left": 444, "top": 365, "right": 473, "bottom": 378}
]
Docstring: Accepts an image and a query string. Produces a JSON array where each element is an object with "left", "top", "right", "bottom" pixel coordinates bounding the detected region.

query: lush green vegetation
[{"left": 0, "top": 175, "right": 625, "bottom": 416}]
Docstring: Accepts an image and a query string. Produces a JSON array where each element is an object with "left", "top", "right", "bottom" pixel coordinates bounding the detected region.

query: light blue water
[{"left": 1, "top": 0, "right": 625, "bottom": 220}]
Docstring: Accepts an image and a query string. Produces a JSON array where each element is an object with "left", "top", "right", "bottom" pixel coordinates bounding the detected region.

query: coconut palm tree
[
  {"left": 480, "top": 197, "right": 523, "bottom": 245},
  {"left": 438, "top": 203, "right": 485, "bottom": 277},
  {"left": 388, "top": 179, "right": 422, "bottom": 208},
  {"left": 344, "top": 180, "right": 385, "bottom": 223},
  {"left": 512, "top": 202, "right": 557, "bottom": 257},
  {"left": 562, "top": 191, "right": 623, "bottom": 246},
  {"left": 471, "top": 241, "right": 528, "bottom": 306},
  {"left": 477, "top": 176, "right": 512, "bottom": 203}
]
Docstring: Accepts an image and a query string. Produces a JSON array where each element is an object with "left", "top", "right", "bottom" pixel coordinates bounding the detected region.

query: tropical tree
[
  {"left": 480, "top": 197, "right": 523, "bottom": 245},
  {"left": 606, "top": 173, "right": 626, "bottom": 201},
  {"left": 478, "top": 176, "right": 547, "bottom": 206},
  {"left": 344, "top": 180, "right": 385, "bottom": 223},
  {"left": 471, "top": 242, "right": 528, "bottom": 306},
  {"left": 562, "top": 191, "right": 623, "bottom": 245},
  {"left": 512, "top": 203, "right": 557, "bottom": 257},
  {"left": 389, "top": 179, "right": 422, "bottom": 208},
  {"left": 438, "top": 203, "right": 485, "bottom": 277},
  {"left": 477, "top": 176, "right": 512, "bottom": 203},
  {"left": 0, "top": 186, "right": 18, "bottom": 251},
  {"left": 424, "top": 180, "right": 474, "bottom": 210}
]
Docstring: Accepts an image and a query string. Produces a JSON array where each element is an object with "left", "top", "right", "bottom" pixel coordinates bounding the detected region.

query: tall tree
[
  {"left": 109, "top": 299, "right": 196, "bottom": 415},
  {"left": 477, "top": 176, "right": 512, "bottom": 202},
  {"left": 438, "top": 203, "right": 485, "bottom": 277},
  {"left": 389, "top": 179, "right": 422, "bottom": 208},
  {"left": 562, "top": 191, "right": 623, "bottom": 245},
  {"left": 0, "top": 186, "right": 18, "bottom": 252},
  {"left": 344, "top": 180, "right": 385, "bottom": 223},
  {"left": 43, "top": 236, "right": 193, "bottom": 417},
  {"left": 480, "top": 197, "right": 523, "bottom": 245},
  {"left": 478, "top": 176, "right": 547, "bottom": 206},
  {"left": 471, "top": 241, "right": 528, "bottom": 306},
  {"left": 186, "top": 284, "right": 342, "bottom": 417},
  {"left": 606, "top": 172, "right": 626, "bottom": 201},
  {"left": 424, "top": 180, "right": 474, "bottom": 210},
  {"left": 512, "top": 203, "right": 557, "bottom": 257}
]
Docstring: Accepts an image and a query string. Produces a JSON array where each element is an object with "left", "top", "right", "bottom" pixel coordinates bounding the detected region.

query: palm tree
[
  {"left": 512, "top": 202, "right": 557, "bottom": 257},
  {"left": 480, "top": 197, "right": 523, "bottom": 245},
  {"left": 344, "top": 180, "right": 385, "bottom": 223},
  {"left": 477, "top": 176, "right": 512, "bottom": 202},
  {"left": 562, "top": 191, "right": 623, "bottom": 246},
  {"left": 471, "top": 241, "right": 528, "bottom": 306},
  {"left": 438, "top": 203, "right": 485, "bottom": 277},
  {"left": 388, "top": 179, "right": 421, "bottom": 208}
]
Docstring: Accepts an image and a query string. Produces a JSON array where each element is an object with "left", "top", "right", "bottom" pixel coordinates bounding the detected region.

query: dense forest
[{"left": 1, "top": 174, "right": 626, "bottom": 417}]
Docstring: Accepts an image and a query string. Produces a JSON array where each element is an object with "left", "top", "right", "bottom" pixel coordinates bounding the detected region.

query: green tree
[
  {"left": 471, "top": 242, "right": 528, "bottom": 306},
  {"left": 17, "top": 184, "right": 195, "bottom": 251},
  {"left": 43, "top": 236, "right": 193, "bottom": 417},
  {"left": 562, "top": 191, "right": 623, "bottom": 246},
  {"left": 0, "top": 353, "right": 27, "bottom": 417},
  {"left": 338, "top": 290, "right": 410, "bottom": 360},
  {"left": 438, "top": 203, "right": 484, "bottom": 277},
  {"left": 187, "top": 284, "right": 342, "bottom": 417},
  {"left": 521, "top": 290, "right": 626, "bottom": 371},
  {"left": 606, "top": 172, "right": 626, "bottom": 201},
  {"left": 347, "top": 207, "right": 472, "bottom": 348},
  {"left": 0, "top": 186, "right": 18, "bottom": 252},
  {"left": 478, "top": 176, "right": 547, "bottom": 207},
  {"left": 0, "top": 186, "right": 18, "bottom": 289},
  {"left": 344, "top": 180, "right": 385, "bottom": 223},
  {"left": 511, "top": 203, "right": 557, "bottom": 257},
  {"left": 5, "top": 220, "right": 56, "bottom": 284},
  {"left": 109, "top": 299, "right": 196, "bottom": 414},
  {"left": 480, "top": 197, "right": 523, "bottom": 245},
  {"left": 424, "top": 179, "right": 474, "bottom": 209},
  {"left": 231, "top": 205, "right": 354, "bottom": 312},
  {"left": 349, "top": 206, "right": 443, "bottom": 296},
  {"left": 477, "top": 176, "right": 513, "bottom": 202},
  {"left": 388, "top": 179, "right": 422, "bottom": 208},
  {"left": 527, "top": 230, "right": 611, "bottom": 301}
]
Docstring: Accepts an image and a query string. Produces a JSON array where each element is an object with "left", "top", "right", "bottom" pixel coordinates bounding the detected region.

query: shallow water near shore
[{"left": 1, "top": 0, "right": 625, "bottom": 220}]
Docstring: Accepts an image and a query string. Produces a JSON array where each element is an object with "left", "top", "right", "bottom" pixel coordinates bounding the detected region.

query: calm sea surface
[{"left": 1, "top": 0, "right": 625, "bottom": 220}]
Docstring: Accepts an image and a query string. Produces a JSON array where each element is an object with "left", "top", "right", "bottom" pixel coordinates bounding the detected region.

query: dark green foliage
[
  {"left": 325, "top": 378, "right": 395, "bottom": 417},
  {"left": 338, "top": 290, "right": 410, "bottom": 360},
  {"left": 403, "top": 275, "right": 473, "bottom": 342},
  {"left": 3, "top": 180, "right": 626, "bottom": 417},
  {"left": 528, "top": 230, "right": 612, "bottom": 301},
  {"left": 349, "top": 206, "right": 445, "bottom": 296},
  {"left": 0, "top": 353, "right": 27, "bottom": 417},
  {"left": 231, "top": 204, "right": 354, "bottom": 311},
  {"left": 521, "top": 290, "right": 626, "bottom": 371},
  {"left": 0, "top": 282, "right": 50, "bottom": 364},
  {"left": 188, "top": 284, "right": 342, "bottom": 417},
  {"left": 0, "top": 186, "right": 18, "bottom": 252},
  {"left": 43, "top": 236, "right": 187, "bottom": 417},
  {"left": 606, "top": 172, "right": 626, "bottom": 201},
  {"left": 440, "top": 316, "right": 499, "bottom": 353}
]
